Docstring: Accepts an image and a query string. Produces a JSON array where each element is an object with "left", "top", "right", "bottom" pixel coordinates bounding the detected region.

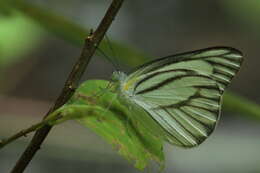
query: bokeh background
[{"left": 1, "top": 0, "right": 260, "bottom": 172}]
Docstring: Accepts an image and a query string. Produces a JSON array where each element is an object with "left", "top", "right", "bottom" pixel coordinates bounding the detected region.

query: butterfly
[{"left": 111, "top": 47, "right": 243, "bottom": 148}]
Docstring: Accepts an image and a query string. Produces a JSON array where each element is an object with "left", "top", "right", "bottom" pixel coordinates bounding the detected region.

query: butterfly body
[{"left": 112, "top": 47, "right": 243, "bottom": 148}]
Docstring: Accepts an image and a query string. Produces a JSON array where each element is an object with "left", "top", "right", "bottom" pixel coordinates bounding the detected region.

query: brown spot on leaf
[{"left": 76, "top": 93, "right": 97, "bottom": 105}]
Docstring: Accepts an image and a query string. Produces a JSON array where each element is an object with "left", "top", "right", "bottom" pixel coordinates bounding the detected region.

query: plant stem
[
  {"left": 0, "top": 115, "right": 60, "bottom": 149},
  {"left": 10, "top": 0, "right": 124, "bottom": 172},
  {"left": 223, "top": 92, "right": 260, "bottom": 119}
]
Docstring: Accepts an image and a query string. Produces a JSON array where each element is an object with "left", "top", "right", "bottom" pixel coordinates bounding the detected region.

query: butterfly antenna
[
  {"left": 96, "top": 47, "right": 119, "bottom": 70},
  {"left": 105, "top": 34, "right": 120, "bottom": 71}
]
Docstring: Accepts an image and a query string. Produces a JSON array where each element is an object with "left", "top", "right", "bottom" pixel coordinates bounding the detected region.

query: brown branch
[{"left": 10, "top": 0, "right": 124, "bottom": 172}]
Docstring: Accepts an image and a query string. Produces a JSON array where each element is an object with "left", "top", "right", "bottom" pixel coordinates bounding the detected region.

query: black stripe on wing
[
  {"left": 204, "top": 57, "right": 242, "bottom": 90},
  {"left": 135, "top": 72, "right": 218, "bottom": 95},
  {"left": 130, "top": 47, "right": 243, "bottom": 91},
  {"left": 134, "top": 69, "right": 195, "bottom": 92},
  {"left": 132, "top": 47, "right": 242, "bottom": 73}
]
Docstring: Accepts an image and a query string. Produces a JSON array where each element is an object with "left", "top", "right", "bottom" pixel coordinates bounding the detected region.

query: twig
[
  {"left": 10, "top": 0, "right": 124, "bottom": 172},
  {"left": 0, "top": 115, "right": 61, "bottom": 149}
]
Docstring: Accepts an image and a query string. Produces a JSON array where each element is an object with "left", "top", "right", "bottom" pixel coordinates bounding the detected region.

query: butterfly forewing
[
  {"left": 121, "top": 47, "right": 243, "bottom": 147},
  {"left": 129, "top": 47, "right": 242, "bottom": 91}
]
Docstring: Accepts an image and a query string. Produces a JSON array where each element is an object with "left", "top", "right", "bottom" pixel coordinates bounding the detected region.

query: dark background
[{"left": 0, "top": 0, "right": 259, "bottom": 172}]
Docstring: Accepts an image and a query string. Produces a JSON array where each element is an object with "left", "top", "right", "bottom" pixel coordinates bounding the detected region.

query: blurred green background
[{"left": 0, "top": 0, "right": 260, "bottom": 172}]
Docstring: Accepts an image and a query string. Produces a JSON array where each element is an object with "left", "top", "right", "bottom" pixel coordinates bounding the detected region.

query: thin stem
[
  {"left": 0, "top": 115, "right": 60, "bottom": 149},
  {"left": 10, "top": 0, "right": 124, "bottom": 172},
  {"left": 223, "top": 92, "right": 260, "bottom": 119}
]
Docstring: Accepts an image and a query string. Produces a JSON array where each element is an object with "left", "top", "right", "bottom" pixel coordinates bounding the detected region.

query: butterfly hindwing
[
  {"left": 132, "top": 71, "right": 222, "bottom": 147},
  {"left": 121, "top": 47, "right": 243, "bottom": 147}
]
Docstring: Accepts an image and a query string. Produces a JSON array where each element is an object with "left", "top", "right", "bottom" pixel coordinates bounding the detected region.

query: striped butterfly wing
[{"left": 124, "top": 47, "right": 243, "bottom": 147}]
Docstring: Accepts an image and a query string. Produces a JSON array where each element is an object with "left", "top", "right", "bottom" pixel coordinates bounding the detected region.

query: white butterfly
[{"left": 112, "top": 47, "right": 243, "bottom": 148}]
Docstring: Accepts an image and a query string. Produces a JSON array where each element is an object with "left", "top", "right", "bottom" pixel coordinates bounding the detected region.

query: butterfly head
[{"left": 111, "top": 71, "right": 127, "bottom": 82}]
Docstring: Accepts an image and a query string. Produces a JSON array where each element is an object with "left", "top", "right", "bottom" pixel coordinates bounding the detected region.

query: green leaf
[{"left": 48, "top": 80, "right": 165, "bottom": 170}]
